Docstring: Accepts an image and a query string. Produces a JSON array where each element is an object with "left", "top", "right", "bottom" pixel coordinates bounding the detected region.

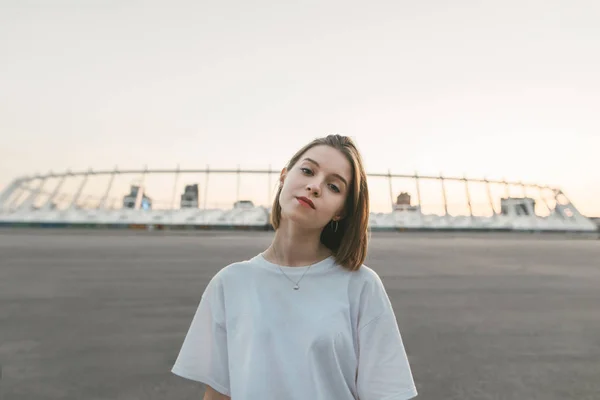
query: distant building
[
  {"left": 396, "top": 192, "right": 411, "bottom": 205},
  {"left": 180, "top": 184, "right": 199, "bottom": 208},
  {"left": 123, "top": 185, "right": 152, "bottom": 210},
  {"left": 393, "top": 192, "right": 420, "bottom": 212},
  {"left": 234, "top": 200, "right": 254, "bottom": 209},
  {"left": 500, "top": 197, "right": 535, "bottom": 217}
]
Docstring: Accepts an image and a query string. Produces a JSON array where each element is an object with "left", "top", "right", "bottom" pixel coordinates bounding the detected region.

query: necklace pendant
[{"left": 293, "top": 285, "right": 300, "bottom": 290}]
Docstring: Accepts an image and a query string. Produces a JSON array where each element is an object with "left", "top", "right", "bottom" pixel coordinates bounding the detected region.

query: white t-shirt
[{"left": 171, "top": 253, "right": 417, "bottom": 400}]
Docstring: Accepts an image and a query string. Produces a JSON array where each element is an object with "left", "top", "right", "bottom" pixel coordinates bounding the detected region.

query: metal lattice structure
[{"left": 0, "top": 167, "right": 596, "bottom": 232}]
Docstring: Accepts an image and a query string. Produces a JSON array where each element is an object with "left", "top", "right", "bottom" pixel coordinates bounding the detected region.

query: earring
[{"left": 331, "top": 219, "right": 338, "bottom": 233}]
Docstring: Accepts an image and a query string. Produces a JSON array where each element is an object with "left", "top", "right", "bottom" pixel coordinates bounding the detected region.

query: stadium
[{"left": 0, "top": 166, "right": 597, "bottom": 232}]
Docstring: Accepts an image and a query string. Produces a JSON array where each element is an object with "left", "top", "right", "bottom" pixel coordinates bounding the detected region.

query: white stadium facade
[{"left": 0, "top": 167, "right": 597, "bottom": 233}]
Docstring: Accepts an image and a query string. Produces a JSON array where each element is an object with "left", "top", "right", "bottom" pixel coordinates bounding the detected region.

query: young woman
[{"left": 172, "top": 135, "right": 417, "bottom": 400}]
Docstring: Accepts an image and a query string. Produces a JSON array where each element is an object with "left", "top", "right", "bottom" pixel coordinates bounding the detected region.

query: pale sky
[{"left": 1, "top": 0, "right": 599, "bottom": 216}]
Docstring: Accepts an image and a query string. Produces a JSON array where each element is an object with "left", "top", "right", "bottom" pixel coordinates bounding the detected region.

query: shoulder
[
  {"left": 215, "top": 258, "right": 254, "bottom": 277},
  {"left": 201, "top": 258, "right": 257, "bottom": 298},
  {"left": 348, "top": 264, "right": 393, "bottom": 314},
  {"left": 354, "top": 263, "right": 382, "bottom": 281},
  {"left": 349, "top": 263, "right": 386, "bottom": 291},
  {"left": 209, "top": 258, "right": 256, "bottom": 286}
]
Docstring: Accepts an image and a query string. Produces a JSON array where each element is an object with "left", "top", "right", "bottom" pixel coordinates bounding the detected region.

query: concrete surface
[{"left": 0, "top": 229, "right": 599, "bottom": 400}]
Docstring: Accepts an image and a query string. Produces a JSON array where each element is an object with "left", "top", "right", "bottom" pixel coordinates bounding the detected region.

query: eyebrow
[{"left": 302, "top": 157, "right": 349, "bottom": 187}]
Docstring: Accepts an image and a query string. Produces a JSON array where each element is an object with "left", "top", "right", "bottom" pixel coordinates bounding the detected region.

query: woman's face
[{"left": 279, "top": 145, "right": 352, "bottom": 230}]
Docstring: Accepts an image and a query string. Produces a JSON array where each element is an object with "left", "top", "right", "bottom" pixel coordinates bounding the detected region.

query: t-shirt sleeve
[
  {"left": 171, "top": 276, "right": 230, "bottom": 396},
  {"left": 356, "top": 271, "right": 417, "bottom": 400}
]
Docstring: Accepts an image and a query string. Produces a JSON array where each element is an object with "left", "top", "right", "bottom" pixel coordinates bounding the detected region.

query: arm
[
  {"left": 203, "top": 385, "right": 231, "bottom": 400},
  {"left": 172, "top": 277, "right": 231, "bottom": 397},
  {"left": 355, "top": 271, "right": 417, "bottom": 400}
]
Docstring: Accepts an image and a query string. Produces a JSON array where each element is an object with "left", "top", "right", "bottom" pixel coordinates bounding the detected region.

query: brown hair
[{"left": 270, "top": 134, "right": 370, "bottom": 272}]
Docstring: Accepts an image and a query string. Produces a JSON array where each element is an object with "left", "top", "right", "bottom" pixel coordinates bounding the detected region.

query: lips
[{"left": 296, "top": 196, "right": 315, "bottom": 209}]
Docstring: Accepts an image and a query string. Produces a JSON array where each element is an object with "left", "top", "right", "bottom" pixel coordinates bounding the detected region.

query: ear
[
  {"left": 279, "top": 167, "right": 287, "bottom": 185},
  {"left": 333, "top": 210, "right": 346, "bottom": 222}
]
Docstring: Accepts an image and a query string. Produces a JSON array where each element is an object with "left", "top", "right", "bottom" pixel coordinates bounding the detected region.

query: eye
[
  {"left": 300, "top": 167, "right": 313, "bottom": 175},
  {"left": 328, "top": 183, "right": 340, "bottom": 193}
]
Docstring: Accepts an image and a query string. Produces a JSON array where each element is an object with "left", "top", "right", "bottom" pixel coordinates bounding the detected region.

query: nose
[{"left": 306, "top": 183, "right": 320, "bottom": 197}]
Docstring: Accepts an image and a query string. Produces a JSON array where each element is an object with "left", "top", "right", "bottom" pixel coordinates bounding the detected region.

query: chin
[
  {"left": 281, "top": 204, "right": 322, "bottom": 229},
  {"left": 281, "top": 205, "right": 306, "bottom": 222}
]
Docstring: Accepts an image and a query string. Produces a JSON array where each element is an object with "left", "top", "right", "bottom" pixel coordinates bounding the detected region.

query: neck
[{"left": 267, "top": 218, "right": 332, "bottom": 267}]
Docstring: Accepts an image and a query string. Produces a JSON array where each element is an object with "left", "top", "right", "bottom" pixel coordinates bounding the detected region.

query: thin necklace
[{"left": 272, "top": 246, "right": 313, "bottom": 291}]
